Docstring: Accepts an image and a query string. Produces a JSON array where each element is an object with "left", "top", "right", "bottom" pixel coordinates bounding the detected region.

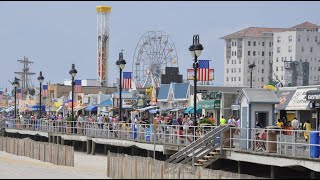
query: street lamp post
[
  {"left": 69, "top": 64, "right": 77, "bottom": 121},
  {"left": 248, "top": 64, "right": 256, "bottom": 88},
  {"left": 37, "top": 71, "right": 44, "bottom": 118},
  {"left": 189, "top": 34, "right": 203, "bottom": 126},
  {"left": 116, "top": 51, "right": 126, "bottom": 121},
  {"left": 12, "top": 77, "right": 20, "bottom": 119}
]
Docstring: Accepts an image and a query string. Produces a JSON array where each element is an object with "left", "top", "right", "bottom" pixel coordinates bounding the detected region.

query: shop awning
[
  {"left": 184, "top": 106, "right": 202, "bottom": 114},
  {"left": 286, "top": 88, "right": 317, "bottom": 110},
  {"left": 5, "top": 106, "right": 15, "bottom": 112},
  {"left": 136, "top": 106, "right": 157, "bottom": 112},
  {"left": 159, "top": 108, "right": 173, "bottom": 112},
  {"left": 275, "top": 90, "right": 296, "bottom": 110},
  {"left": 28, "top": 105, "right": 46, "bottom": 112},
  {"left": 96, "top": 100, "right": 112, "bottom": 107},
  {"left": 85, "top": 105, "right": 97, "bottom": 111},
  {"left": 56, "top": 106, "right": 63, "bottom": 113},
  {"left": 170, "top": 108, "right": 187, "bottom": 112},
  {"left": 149, "top": 109, "right": 160, "bottom": 114},
  {"left": 197, "top": 100, "right": 221, "bottom": 110}
]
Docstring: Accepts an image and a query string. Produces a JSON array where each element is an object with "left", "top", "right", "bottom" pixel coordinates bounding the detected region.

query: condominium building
[
  {"left": 222, "top": 21, "right": 320, "bottom": 87},
  {"left": 273, "top": 22, "right": 320, "bottom": 86}
]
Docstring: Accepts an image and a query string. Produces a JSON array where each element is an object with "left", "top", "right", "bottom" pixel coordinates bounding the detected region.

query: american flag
[
  {"left": 16, "top": 88, "right": 22, "bottom": 99},
  {"left": 42, "top": 85, "right": 48, "bottom": 97},
  {"left": 74, "top": 80, "right": 83, "bottom": 93},
  {"left": 197, "top": 60, "right": 210, "bottom": 81},
  {"left": 122, "top": 72, "right": 132, "bottom": 89},
  {"left": 0, "top": 91, "right": 3, "bottom": 100}
]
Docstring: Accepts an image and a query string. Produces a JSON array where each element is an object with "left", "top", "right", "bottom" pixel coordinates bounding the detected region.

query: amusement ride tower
[{"left": 96, "top": 6, "right": 111, "bottom": 86}]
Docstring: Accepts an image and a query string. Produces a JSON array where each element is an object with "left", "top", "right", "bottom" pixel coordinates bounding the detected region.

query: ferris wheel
[{"left": 133, "top": 31, "right": 178, "bottom": 88}]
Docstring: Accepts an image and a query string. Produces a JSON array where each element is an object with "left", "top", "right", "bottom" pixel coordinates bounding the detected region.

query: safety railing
[
  {"left": 3, "top": 119, "right": 217, "bottom": 146},
  {"left": 228, "top": 126, "right": 320, "bottom": 159}
]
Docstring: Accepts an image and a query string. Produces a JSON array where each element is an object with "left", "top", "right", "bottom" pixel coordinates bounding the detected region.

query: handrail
[{"left": 166, "top": 125, "right": 228, "bottom": 164}]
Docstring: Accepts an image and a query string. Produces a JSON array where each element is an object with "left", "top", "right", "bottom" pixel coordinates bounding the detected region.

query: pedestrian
[
  {"left": 228, "top": 115, "right": 236, "bottom": 126},
  {"left": 291, "top": 117, "right": 299, "bottom": 140},
  {"left": 303, "top": 120, "right": 311, "bottom": 142},
  {"left": 220, "top": 116, "right": 226, "bottom": 125},
  {"left": 97, "top": 114, "right": 103, "bottom": 129}
]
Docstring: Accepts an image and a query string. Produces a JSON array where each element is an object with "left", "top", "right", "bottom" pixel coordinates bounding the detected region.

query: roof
[
  {"left": 241, "top": 88, "right": 279, "bottom": 104},
  {"left": 291, "top": 21, "right": 320, "bottom": 29},
  {"left": 157, "top": 84, "right": 170, "bottom": 100},
  {"left": 173, "top": 83, "right": 189, "bottom": 99},
  {"left": 221, "top": 27, "right": 288, "bottom": 39}
]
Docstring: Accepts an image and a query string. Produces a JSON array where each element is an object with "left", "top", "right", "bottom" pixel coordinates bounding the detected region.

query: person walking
[
  {"left": 303, "top": 120, "right": 312, "bottom": 142},
  {"left": 291, "top": 117, "right": 299, "bottom": 140},
  {"left": 228, "top": 115, "right": 236, "bottom": 126},
  {"left": 220, "top": 116, "right": 226, "bottom": 125}
]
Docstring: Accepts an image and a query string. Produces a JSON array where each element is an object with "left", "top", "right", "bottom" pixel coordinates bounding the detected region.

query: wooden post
[
  {"left": 86, "top": 140, "right": 91, "bottom": 154},
  {"left": 160, "top": 161, "right": 164, "bottom": 179},
  {"left": 61, "top": 138, "right": 64, "bottom": 146},
  {"left": 107, "top": 150, "right": 110, "bottom": 177},
  {"left": 91, "top": 141, "right": 96, "bottom": 155},
  {"left": 134, "top": 157, "right": 138, "bottom": 179},
  {"left": 270, "top": 165, "right": 275, "bottom": 179},
  {"left": 63, "top": 145, "right": 67, "bottom": 166}
]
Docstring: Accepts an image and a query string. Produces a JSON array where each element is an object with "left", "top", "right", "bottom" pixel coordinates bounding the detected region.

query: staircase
[{"left": 166, "top": 125, "right": 230, "bottom": 168}]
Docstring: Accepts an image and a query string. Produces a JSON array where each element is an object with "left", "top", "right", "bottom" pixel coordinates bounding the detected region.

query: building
[
  {"left": 284, "top": 61, "right": 309, "bottom": 86},
  {"left": 221, "top": 27, "right": 287, "bottom": 87},
  {"left": 222, "top": 21, "right": 320, "bottom": 87},
  {"left": 273, "top": 22, "right": 320, "bottom": 85}
]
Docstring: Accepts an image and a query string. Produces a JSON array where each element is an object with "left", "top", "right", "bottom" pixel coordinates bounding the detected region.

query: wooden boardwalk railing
[
  {"left": 0, "top": 137, "right": 74, "bottom": 167},
  {"left": 107, "top": 152, "right": 266, "bottom": 179}
]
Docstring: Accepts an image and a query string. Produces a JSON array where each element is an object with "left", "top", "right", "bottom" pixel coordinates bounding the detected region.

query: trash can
[
  {"left": 310, "top": 131, "right": 319, "bottom": 158},
  {"left": 265, "top": 126, "right": 281, "bottom": 153}
]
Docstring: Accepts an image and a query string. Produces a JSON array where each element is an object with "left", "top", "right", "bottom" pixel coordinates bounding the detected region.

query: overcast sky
[{"left": 0, "top": 1, "right": 319, "bottom": 90}]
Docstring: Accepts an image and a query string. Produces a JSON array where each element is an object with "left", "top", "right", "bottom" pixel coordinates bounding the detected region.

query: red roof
[
  {"left": 291, "top": 21, "right": 320, "bottom": 29},
  {"left": 221, "top": 27, "right": 288, "bottom": 39}
]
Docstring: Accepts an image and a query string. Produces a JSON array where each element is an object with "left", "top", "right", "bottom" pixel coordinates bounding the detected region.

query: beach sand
[{"left": 0, "top": 151, "right": 110, "bottom": 179}]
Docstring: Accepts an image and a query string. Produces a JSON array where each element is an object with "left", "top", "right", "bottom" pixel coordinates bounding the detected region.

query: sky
[{"left": 0, "top": 1, "right": 320, "bottom": 90}]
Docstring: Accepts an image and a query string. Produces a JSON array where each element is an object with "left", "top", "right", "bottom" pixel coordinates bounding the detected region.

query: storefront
[
  {"left": 306, "top": 89, "right": 320, "bottom": 129},
  {"left": 275, "top": 90, "right": 296, "bottom": 122},
  {"left": 286, "top": 87, "right": 317, "bottom": 127}
]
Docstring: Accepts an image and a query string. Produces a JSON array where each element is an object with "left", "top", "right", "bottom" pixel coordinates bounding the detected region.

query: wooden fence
[
  {"left": 0, "top": 137, "right": 74, "bottom": 167},
  {"left": 107, "top": 152, "right": 266, "bottom": 179}
]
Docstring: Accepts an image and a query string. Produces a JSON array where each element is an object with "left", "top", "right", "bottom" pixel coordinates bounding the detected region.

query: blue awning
[
  {"left": 97, "top": 99, "right": 112, "bottom": 107},
  {"left": 184, "top": 106, "right": 201, "bottom": 114},
  {"left": 29, "top": 105, "right": 46, "bottom": 112},
  {"left": 149, "top": 109, "right": 160, "bottom": 114},
  {"left": 85, "top": 105, "right": 97, "bottom": 111}
]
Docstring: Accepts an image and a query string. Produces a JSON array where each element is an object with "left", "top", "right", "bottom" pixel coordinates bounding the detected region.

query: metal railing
[
  {"left": 228, "top": 127, "right": 320, "bottom": 159},
  {"left": 3, "top": 119, "right": 216, "bottom": 146}
]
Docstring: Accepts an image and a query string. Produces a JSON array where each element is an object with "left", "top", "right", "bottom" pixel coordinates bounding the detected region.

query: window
[
  {"left": 231, "top": 77, "right": 233, "bottom": 81},
  {"left": 253, "top": 51, "right": 256, "bottom": 56},
  {"left": 232, "top": 60, "right": 233, "bottom": 64},
  {"left": 318, "top": 67, "right": 320, "bottom": 71},
  {"left": 235, "top": 51, "right": 237, "bottom": 56},
  {"left": 277, "top": 47, "right": 280, "bottom": 53},
  {"left": 281, "top": 66, "right": 283, "bottom": 71},
  {"left": 262, "top": 42, "right": 265, "bottom": 46},
  {"left": 307, "top": 37, "right": 309, "bottom": 41},
  {"left": 276, "top": 57, "right": 279, "bottom": 62},
  {"left": 235, "top": 42, "right": 237, "bottom": 46},
  {"left": 261, "top": 77, "right": 264, "bottom": 82},
  {"left": 226, "top": 77, "right": 228, "bottom": 81},
  {"left": 262, "top": 51, "right": 265, "bottom": 56},
  {"left": 248, "top": 51, "right": 251, "bottom": 56},
  {"left": 310, "top": 47, "right": 313, "bottom": 52},
  {"left": 248, "top": 41, "right": 251, "bottom": 46},
  {"left": 239, "top": 77, "right": 241, "bottom": 81},
  {"left": 234, "top": 68, "right": 237, "bottom": 73},
  {"left": 298, "top": 35, "right": 301, "bottom": 42},
  {"left": 239, "top": 68, "right": 241, "bottom": 72},
  {"left": 262, "top": 69, "right": 264, "bottom": 73},
  {"left": 288, "top": 46, "right": 292, "bottom": 52},
  {"left": 289, "top": 35, "right": 292, "bottom": 42},
  {"left": 262, "top": 60, "right": 264, "bottom": 64},
  {"left": 269, "top": 42, "right": 272, "bottom": 47},
  {"left": 231, "top": 69, "right": 233, "bottom": 73},
  {"left": 227, "top": 69, "right": 229, "bottom": 73},
  {"left": 316, "top": 36, "right": 318, "bottom": 42},
  {"left": 277, "top": 36, "right": 281, "bottom": 43},
  {"left": 248, "top": 60, "right": 250, "bottom": 64},
  {"left": 281, "top": 57, "right": 284, "bottom": 62},
  {"left": 302, "top": 47, "right": 304, "bottom": 52},
  {"left": 232, "top": 42, "right": 234, "bottom": 46},
  {"left": 281, "top": 75, "right": 283, "bottom": 80},
  {"left": 227, "top": 60, "right": 229, "bottom": 64},
  {"left": 239, "top": 60, "right": 241, "bottom": 64},
  {"left": 276, "top": 66, "right": 278, "bottom": 71},
  {"left": 253, "top": 41, "right": 256, "bottom": 46},
  {"left": 269, "top": 52, "right": 271, "bottom": 56},
  {"left": 285, "top": 57, "right": 287, "bottom": 61}
]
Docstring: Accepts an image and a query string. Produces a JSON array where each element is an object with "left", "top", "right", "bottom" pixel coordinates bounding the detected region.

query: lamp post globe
[
  {"left": 37, "top": 71, "right": 44, "bottom": 118},
  {"left": 116, "top": 51, "right": 126, "bottom": 121}
]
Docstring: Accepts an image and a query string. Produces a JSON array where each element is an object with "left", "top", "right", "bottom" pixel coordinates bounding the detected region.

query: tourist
[
  {"left": 303, "top": 120, "right": 312, "bottom": 142},
  {"left": 209, "top": 115, "right": 215, "bottom": 125},
  {"left": 220, "top": 116, "right": 226, "bottom": 125},
  {"left": 228, "top": 115, "right": 236, "bottom": 126},
  {"left": 97, "top": 114, "right": 103, "bottom": 129},
  {"left": 276, "top": 119, "right": 283, "bottom": 128},
  {"left": 291, "top": 117, "right": 299, "bottom": 140}
]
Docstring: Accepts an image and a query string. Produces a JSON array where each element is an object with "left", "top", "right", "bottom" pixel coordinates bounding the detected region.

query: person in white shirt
[
  {"left": 228, "top": 115, "right": 236, "bottom": 126},
  {"left": 291, "top": 117, "right": 299, "bottom": 140},
  {"left": 97, "top": 114, "right": 103, "bottom": 129}
]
